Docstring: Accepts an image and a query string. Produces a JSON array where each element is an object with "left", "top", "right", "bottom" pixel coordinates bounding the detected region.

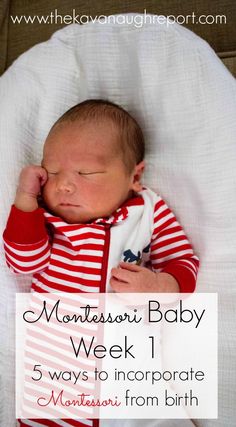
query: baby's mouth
[{"left": 59, "top": 203, "right": 80, "bottom": 207}]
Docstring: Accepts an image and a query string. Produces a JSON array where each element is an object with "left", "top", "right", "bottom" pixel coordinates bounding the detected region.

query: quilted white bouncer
[{"left": 0, "top": 14, "right": 235, "bottom": 427}]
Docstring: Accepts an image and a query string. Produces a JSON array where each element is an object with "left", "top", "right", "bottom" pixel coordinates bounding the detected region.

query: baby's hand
[
  {"left": 110, "top": 262, "right": 179, "bottom": 293},
  {"left": 14, "top": 165, "right": 47, "bottom": 212}
]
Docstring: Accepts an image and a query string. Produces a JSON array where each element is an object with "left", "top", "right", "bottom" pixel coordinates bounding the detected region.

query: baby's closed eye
[
  {"left": 78, "top": 171, "right": 106, "bottom": 175},
  {"left": 47, "top": 171, "right": 58, "bottom": 176}
]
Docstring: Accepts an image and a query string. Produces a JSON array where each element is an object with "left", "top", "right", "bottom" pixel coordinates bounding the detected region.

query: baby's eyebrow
[
  {"left": 41, "top": 163, "right": 49, "bottom": 169},
  {"left": 41, "top": 161, "right": 56, "bottom": 168}
]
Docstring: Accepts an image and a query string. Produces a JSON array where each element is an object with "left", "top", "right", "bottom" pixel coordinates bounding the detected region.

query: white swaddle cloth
[{"left": 0, "top": 13, "right": 236, "bottom": 427}]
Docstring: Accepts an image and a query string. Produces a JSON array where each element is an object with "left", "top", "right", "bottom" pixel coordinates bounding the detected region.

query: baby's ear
[{"left": 131, "top": 161, "right": 145, "bottom": 192}]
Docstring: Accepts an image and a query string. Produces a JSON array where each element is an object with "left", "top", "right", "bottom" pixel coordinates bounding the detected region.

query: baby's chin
[
  {"left": 51, "top": 206, "right": 99, "bottom": 224},
  {"left": 57, "top": 212, "right": 94, "bottom": 224},
  {"left": 46, "top": 202, "right": 119, "bottom": 224}
]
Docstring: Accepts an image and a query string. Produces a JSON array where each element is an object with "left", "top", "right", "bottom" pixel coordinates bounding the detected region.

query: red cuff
[
  {"left": 162, "top": 262, "right": 196, "bottom": 293},
  {"left": 3, "top": 205, "right": 47, "bottom": 244}
]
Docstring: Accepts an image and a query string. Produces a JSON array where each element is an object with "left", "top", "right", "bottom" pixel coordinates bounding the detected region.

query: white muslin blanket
[{"left": 0, "top": 14, "right": 236, "bottom": 427}]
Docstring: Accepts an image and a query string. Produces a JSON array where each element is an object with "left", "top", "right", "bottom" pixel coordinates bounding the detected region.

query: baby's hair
[{"left": 51, "top": 99, "right": 145, "bottom": 173}]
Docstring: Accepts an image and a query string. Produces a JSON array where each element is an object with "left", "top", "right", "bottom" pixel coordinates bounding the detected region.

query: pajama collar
[{"left": 44, "top": 194, "right": 145, "bottom": 236}]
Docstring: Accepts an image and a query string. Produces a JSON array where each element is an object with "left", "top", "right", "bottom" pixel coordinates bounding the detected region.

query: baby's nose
[{"left": 56, "top": 176, "right": 76, "bottom": 194}]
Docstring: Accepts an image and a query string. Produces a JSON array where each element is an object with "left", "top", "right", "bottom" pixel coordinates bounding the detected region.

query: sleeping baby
[{"left": 3, "top": 99, "right": 199, "bottom": 427}]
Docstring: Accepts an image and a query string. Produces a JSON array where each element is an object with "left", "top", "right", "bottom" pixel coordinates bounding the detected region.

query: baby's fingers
[
  {"left": 110, "top": 276, "right": 130, "bottom": 292},
  {"left": 111, "top": 266, "right": 132, "bottom": 283},
  {"left": 119, "top": 262, "right": 143, "bottom": 272},
  {"left": 37, "top": 167, "right": 48, "bottom": 186}
]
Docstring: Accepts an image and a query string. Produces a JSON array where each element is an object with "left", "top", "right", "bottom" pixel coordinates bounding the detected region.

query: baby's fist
[
  {"left": 15, "top": 165, "right": 48, "bottom": 212},
  {"left": 18, "top": 165, "right": 47, "bottom": 196}
]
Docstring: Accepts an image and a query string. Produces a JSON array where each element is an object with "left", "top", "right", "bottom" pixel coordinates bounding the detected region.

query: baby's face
[{"left": 42, "top": 120, "right": 142, "bottom": 224}]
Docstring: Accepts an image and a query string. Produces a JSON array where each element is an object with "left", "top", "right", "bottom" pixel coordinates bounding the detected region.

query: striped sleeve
[
  {"left": 150, "top": 198, "right": 199, "bottom": 293},
  {"left": 3, "top": 205, "right": 51, "bottom": 274}
]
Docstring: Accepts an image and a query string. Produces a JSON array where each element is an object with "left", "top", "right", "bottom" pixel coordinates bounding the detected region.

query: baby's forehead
[
  {"left": 43, "top": 119, "right": 125, "bottom": 164},
  {"left": 46, "top": 118, "right": 122, "bottom": 150}
]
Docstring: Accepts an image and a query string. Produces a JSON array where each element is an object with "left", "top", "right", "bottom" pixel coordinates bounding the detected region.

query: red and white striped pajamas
[{"left": 3, "top": 187, "right": 199, "bottom": 427}]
